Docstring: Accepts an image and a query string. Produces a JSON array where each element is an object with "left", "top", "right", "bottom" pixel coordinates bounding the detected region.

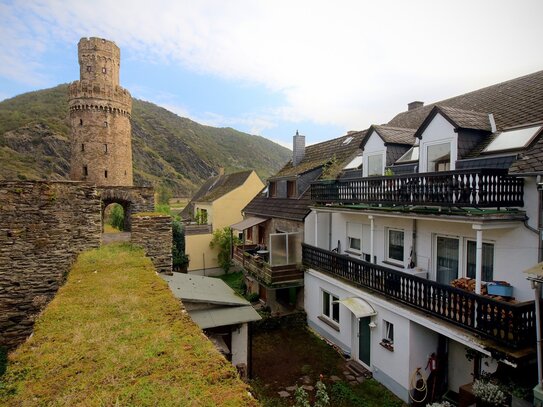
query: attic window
[
  {"left": 397, "top": 146, "right": 419, "bottom": 163},
  {"left": 343, "top": 154, "right": 363, "bottom": 170},
  {"left": 287, "top": 180, "right": 296, "bottom": 198},
  {"left": 343, "top": 136, "right": 354, "bottom": 145},
  {"left": 483, "top": 125, "right": 542, "bottom": 153},
  {"left": 269, "top": 181, "right": 277, "bottom": 198}
]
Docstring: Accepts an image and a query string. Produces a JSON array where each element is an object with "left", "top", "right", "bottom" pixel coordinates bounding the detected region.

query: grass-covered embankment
[{"left": 0, "top": 244, "right": 257, "bottom": 406}]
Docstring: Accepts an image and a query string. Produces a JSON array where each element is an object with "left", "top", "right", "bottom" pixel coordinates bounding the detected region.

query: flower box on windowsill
[{"left": 379, "top": 340, "right": 394, "bottom": 352}]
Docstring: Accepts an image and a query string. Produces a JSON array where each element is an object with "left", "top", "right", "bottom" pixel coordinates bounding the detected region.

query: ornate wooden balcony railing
[
  {"left": 303, "top": 243, "right": 535, "bottom": 349},
  {"left": 311, "top": 169, "right": 524, "bottom": 208}
]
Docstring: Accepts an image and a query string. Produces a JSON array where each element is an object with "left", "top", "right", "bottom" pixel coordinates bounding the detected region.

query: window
[
  {"left": 102, "top": 67, "right": 107, "bottom": 74},
  {"left": 81, "top": 143, "right": 85, "bottom": 152},
  {"left": 344, "top": 154, "right": 363, "bottom": 170},
  {"left": 247, "top": 226, "right": 253, "bottom": 242},
  {"left": 79, "top": 119, "right": 83, "bottom": 126},
  {"left": 287, "top": 180, "right": 296, "bottom": 198},
  {"left": 397, "top": 146, "right": 419, "bottom": 163},
  {"left": 347, "top": 222, "right": 362, "bottom": 254},
  {"left": 466, "top": 241, "right": 494, "bottom": 282},
  {"left": 104, "top": 170, "right": 108, "bottom": 179},
  {"left": 436, "top": 236, "right": 459, "bottom": 284},
  {"left": 269, "top": 181, "right": 277, "bottom": 197},
  {"left": 386, "top": 229, "right": 404, "bottom": 264},
  {"left": 104, "top": 121, "right": 108, "bottom": 127},
  {"left": 367, "top": 154, "right": 383, "bottom": 176},
  {"left": 322, "top": 291, "right": 339, "bottom": 324},
  {"left": 427, "top": 142, "right": 451, "bottom": 172},
  {"left": 83, "top": 165, "right": 88, "bottom": 176},
  {"left": 380, "top": 320, "right": 394, "bottom": 351},
  {"left": 349, "top": 237, "right": 361, "bottom": 252},
  {"left": 86, "top": 66, "right": 91, "bottom": 72},
  {"left": 104, "top": 144, "right": 108, "bottom": 153}
]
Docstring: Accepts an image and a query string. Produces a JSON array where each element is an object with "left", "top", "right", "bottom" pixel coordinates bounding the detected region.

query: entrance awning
[
  {"left": 524, "top": 262, "right": 543, "bottom": 282},
  {"left": 231, "top": 216, "right": 268, "bottom": 231},
  {"left": 336, "top": 297, "right": 376, "bottom": 318}
]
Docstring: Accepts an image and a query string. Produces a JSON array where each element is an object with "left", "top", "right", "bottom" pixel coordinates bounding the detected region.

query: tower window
[
  {"left": 104, "top": 121, "right": 108, "bottom": 127},
  {"left": 102, "top": 67, "right": 107, "bottom": 74},
  {"left": 83, "top": 165, "right": 88, "bottom": 176},
  {"left": 104, "top": 170, "right": 108, "bottom": 179},
  {"left": 79, "top": 119, "right": 83, "bottom": 126},
  {"left": 81, "top": 143, "right": 85, "bottom": 152},
  {"left": 86, "top": 66, "right": 92, "bottom": 72},
  {"left": 104, "top": 144, "right": 108, "bottom": 153}
]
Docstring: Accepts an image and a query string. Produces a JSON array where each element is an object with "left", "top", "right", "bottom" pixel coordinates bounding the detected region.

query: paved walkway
[{"left": 102, "top": 232, "right": 131, "bottom": 244}]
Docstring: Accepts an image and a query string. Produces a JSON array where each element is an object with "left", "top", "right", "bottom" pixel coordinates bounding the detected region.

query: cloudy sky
[{"left": 1, "top": 0, "right": 542, "bottom": 148}]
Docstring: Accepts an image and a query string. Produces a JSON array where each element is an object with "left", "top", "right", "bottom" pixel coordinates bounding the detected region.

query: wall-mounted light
[{"left": 368, "top": 321, "right": 377, "bottom": 329}]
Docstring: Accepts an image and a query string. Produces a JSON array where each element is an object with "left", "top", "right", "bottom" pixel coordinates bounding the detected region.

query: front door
[{"left": 358, "top": 317, "right": 371, "bottom": 366}]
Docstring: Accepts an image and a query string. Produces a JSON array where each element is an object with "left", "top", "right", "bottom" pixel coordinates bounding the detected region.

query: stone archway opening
[{"left": 102, "top": 199, "right": 132, "bottom": 231}]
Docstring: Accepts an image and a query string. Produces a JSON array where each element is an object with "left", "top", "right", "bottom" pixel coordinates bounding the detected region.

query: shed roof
[{"left": 189, "top": 306, "right": 261, "bottom": 329}]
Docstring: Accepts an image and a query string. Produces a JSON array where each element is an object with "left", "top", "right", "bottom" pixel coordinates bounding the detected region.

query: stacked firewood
[{"left": 451, "top": 278, "right": 516, "bottom": 303}]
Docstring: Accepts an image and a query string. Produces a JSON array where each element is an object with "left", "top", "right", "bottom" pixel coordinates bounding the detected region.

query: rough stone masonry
[{"left": 0, "top": 181, "right": 101, "bottom": 349}]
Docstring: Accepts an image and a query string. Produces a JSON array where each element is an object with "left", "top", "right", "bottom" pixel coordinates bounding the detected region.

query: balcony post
[
  {"left": 369, "top": 215, "right": 375, "bottom": 264},
  {"left": 475, "top": 227, "right": 483, "bottom": 294}
]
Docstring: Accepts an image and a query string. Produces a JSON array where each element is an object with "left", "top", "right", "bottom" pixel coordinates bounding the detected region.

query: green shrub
[
  {"left": 210, "top": 227, "right": 240, "bottom": 273},
  {"left": 110, "top": 203, "right": 125, "bottom": 231},
  {"left": 172, "top": 220, "right": 189, "bottom": 271}
]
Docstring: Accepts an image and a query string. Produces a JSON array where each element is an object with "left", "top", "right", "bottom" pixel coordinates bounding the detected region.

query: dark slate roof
[
  {"left": 272, "top": 131, "right": 367, "bottom": 178},
  {"left": 243, "top": 191, "right": 312, "bottom": 222},
  {"left": 510, "top": 128, "right": 543, "bottom": 173},
  {"left": 438, "top": 106, "right": 491, "bottom": 131},
  {"left": 180, "top": 170, "right": 253, "bottom": 219},
  {"left": 388, "top": 70, "right": 543, "bottom": 131},
  {"left": 367, "top": 125, "right": 416, "bottom": 145}
]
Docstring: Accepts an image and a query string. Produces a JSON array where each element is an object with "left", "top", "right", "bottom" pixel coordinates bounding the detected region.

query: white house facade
[{"left": 302, "top": 71, "right": 543, "bottom": 404}]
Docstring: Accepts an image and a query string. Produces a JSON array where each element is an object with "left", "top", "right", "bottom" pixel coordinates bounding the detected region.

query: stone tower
[{"left": 69, "top": 37, "right": 133, "bottom": 186}]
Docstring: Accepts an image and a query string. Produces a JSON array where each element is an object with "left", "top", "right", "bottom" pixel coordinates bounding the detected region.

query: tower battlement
[
  {"left": 77, "top": 37, "right": 121, "bottom": 86},
  {"left": 68, "top": 81, "right": 132, "bottom": 114}
]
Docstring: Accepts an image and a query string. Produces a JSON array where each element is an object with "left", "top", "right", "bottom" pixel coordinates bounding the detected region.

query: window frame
[
  {"left": 321, "top": 290, "right": 339, "bottom": 324},
  {"left": 386, "top": 228, "right": 404, "bottom": 266},
  {"left": 380, "top": 320, "right": 394, "bottom": 351},
  {"left": 367, "top": 153, "right": 384, "bottom": 176},
  {"left": 465, "top": 239, "right": 494, "bottom": 282},
  {"left": 287, "top": 180, "right": 296, "bottom": 198},
  {"left": 426, "top": 141, "right": 451, "bottom": 173},
  {"left": 269, "top": 181, "right": 277, "bottom": 198}
]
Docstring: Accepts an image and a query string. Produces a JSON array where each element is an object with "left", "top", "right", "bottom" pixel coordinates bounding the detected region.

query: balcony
[
  {"left": 311, "top": 169, "right": 524, "bottom": 208},
  {"left": 302, "top": 243, "right": 535, "bottom": 349},
  {"left": 233, "top": 244, "right": 303, "bottom": 287}
]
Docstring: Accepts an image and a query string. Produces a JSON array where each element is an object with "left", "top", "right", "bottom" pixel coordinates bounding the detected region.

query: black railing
[
  {"left": 311, "top": 169, "right": 524, "bottom": 208},
  {"left": 303, "top": 244, "right": 535, "bottom": 349}
]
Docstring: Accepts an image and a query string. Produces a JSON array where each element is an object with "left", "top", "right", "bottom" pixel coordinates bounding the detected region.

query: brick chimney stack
[
  {"left": 292, "top": 130, "right": 305, "bottom": 167},
  {"left": 408, "top": 101, "right": 424, "bottom": 111}
]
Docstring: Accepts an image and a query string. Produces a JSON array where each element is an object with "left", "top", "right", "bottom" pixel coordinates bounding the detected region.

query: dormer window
[
  {"left": 427, "top": 142, "right": 451, "bottom": 172},
  {"left": 367, "top": 154, "right": 383, "bottom": 176},
  {"left": 269, "top": 181, "right": 277, "bottom": 198},
  {"left": 287, "top": 180, "right": 296, "bottom": 198}
]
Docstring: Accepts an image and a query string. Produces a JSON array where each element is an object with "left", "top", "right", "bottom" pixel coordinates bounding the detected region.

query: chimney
[
  {"left": 218, "top": 166, "right": 225, "bottom": 176},
  {"left": 292, "top": 130, "right": 305, "bottom": 166},
  {"left": 408, "top": 101, "right": 424, "bottom": 111}
]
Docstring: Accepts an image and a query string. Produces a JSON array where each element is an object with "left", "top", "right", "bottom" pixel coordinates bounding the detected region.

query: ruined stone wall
[
  {"left": 131, "top": 214, "right": 172, "bottom": 274},
  {"left": 0, "top": 181, "right": 101, "bottom": 349},
  {"left": 69, "top": 37, "right": 133, "bottom": 187}
]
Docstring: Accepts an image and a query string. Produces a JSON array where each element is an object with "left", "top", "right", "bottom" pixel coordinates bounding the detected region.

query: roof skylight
[
  {"left": 343, "top": 136, "right": 354, "bottom": 145},
  {"left": 483, "top": 125, "right": 542, "bottom": 153},
  {"left": 343, "top": 154, "right": 363, "bottom": 170},
  {"left": 397, "top": 146, "right": 419, "bottom": 163}
]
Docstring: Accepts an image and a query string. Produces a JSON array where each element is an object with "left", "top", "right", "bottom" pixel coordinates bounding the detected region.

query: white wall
[
  {"left": 448, "top": 339, "right": 474, "bottom": 393},
  {"left": 231, "top": 323, "right": 248, "bottom": 367},
  {"left": 418, "top": 113, "right": 457, "bottom": 172}
]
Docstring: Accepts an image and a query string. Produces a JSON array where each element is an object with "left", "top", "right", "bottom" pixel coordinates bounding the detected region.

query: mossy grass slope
[{"left": 0, "top": 243, "right": 257, "bottom": 406}]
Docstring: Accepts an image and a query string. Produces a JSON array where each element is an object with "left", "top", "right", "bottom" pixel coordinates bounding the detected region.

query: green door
[{"left": 358, "top": 317, "right": 371, "bottom": 366}]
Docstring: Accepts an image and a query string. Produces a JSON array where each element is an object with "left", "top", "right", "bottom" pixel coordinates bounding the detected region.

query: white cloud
[{"left": 2, "top": 0, "right": 543, "bottom": 132}]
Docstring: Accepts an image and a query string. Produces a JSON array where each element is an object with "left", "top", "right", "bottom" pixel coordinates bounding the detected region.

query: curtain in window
[
  {"left": 436, "top": 236, "right": 459, "bottom": 284},
  {"left": 466, "top": 241, "right": 494, "bottom": 281}
]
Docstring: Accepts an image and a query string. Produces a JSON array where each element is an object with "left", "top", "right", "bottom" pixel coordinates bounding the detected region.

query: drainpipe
[
  {"left": 328, "top": 213, "right": 333, "bottom": 251},
  {"left": 369, "top": 215, "right": 375, "bottom": 263},
  {"left": 534, "top": 280, "right": 543, "bottom": 386},
  {"left": 314, "top": 210, "right": 318, "bottom": 247},
  {"left": 475, "top": 228, "right": 483, "bottom": 295}
]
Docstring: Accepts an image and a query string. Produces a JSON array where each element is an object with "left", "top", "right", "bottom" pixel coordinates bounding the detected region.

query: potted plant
[{"left": 472, "top": 379, "right": 507, "bottom": 407}]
